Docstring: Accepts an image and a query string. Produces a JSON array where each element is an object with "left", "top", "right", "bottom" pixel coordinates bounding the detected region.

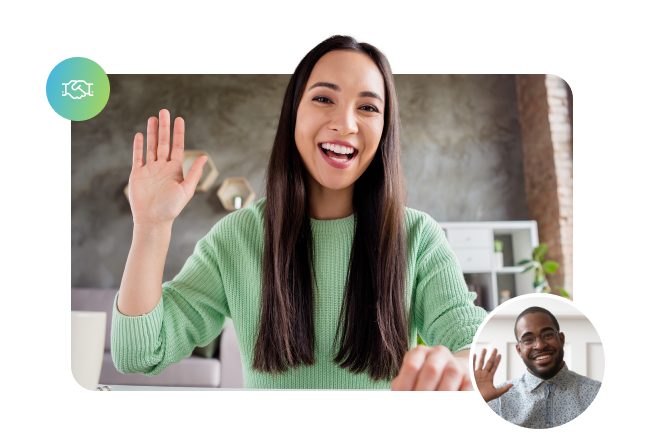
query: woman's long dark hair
[{"left": 254, "top": 35, "right": 408, "bottom": 381}]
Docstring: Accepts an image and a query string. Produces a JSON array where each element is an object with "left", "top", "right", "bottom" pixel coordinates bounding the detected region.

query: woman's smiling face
[{"left": 295, "top": 50, "right": 385, "bottom": 192}]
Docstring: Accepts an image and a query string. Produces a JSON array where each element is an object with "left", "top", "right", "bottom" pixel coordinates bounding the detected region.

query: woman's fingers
[
  {"left": 132, "top": 133, "right": 144, "bottom": 169},
  {"left": 413, "top": 346, "right": 450, "bottom": 391},
  {"left": 144, "top": 111, "right": 182, "bottom": 164},
  {"left": 435, "top": 352, "right": 466, "bottom": 391},
  {"left": 157, "top": 109, "right": 171, "bottom": 161},
  {"left": 181, "top": 155, "right": 207, "bottom": 197},
  {"left": 392, "top": 346, "right": 472, "bottom": 391},
  {"left": 170, "top": 117, "right": 185, "bottom": 164},
  {"left": 391, "top": 346, "right": 429, "bottom": 391},
  {"left": 146, "top": 116, "right": 158, "bottom": 162}
]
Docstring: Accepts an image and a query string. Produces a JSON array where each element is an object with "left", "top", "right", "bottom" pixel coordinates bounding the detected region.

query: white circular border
[{"left": 468, "top": 293, "right": 611, "bottom": 433}]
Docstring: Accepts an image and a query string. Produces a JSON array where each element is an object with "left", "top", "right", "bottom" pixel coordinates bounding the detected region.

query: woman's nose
[{"left": 328, "top": 106, "right": 358, "bottom": 135}]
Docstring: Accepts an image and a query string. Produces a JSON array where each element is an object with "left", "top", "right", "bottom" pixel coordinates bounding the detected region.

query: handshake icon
[{"left": 62, "top": 80, "right": 94, "bottom": 99}]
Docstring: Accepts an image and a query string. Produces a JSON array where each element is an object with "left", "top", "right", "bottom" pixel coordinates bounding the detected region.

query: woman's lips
[{"left": 318, "top": 143, "right": 357, "bottom": 169}]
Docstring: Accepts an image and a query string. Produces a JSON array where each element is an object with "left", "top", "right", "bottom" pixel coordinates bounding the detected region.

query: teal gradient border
[{"left": 46, "top": 57, "right": 301, "bottom": 425}]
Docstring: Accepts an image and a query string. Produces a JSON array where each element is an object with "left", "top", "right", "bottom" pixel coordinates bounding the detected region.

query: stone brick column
[{"left": 515, "top": 74, "right": 574, "bottom": 297}]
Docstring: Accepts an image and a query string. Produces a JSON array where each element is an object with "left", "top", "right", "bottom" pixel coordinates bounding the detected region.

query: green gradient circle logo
[{"left": 46, "top": 57, "right": 110, "bottom": 121}]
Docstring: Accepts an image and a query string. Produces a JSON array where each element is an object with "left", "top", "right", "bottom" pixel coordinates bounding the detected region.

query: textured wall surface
[
  {"left": 72, "top": 74, "right": 527, "bottom": 288},
  {"left": 399, "top": 75, "right": 527, "bottom": 221}
]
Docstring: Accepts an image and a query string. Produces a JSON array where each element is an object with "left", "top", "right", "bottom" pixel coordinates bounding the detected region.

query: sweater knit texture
[{"left": 111, "top": 198, "right": 487, "bottom": 389}]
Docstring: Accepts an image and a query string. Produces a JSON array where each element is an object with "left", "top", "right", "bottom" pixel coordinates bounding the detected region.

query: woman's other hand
[
  {"left": 129, "top": 109, "right": 207, "bottom": 227},
  {"left": 391, "top": 346, "right": 473, "bottom": 391}
]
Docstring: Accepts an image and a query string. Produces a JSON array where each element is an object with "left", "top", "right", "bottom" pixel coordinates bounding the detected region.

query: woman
[{"left": 113, "top": 35, "right": 486, "bottom": 390}]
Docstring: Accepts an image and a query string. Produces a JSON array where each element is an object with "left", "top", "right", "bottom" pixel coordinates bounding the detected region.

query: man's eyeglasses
[{"left": 518, "top": 331, "right": 559, "bottom": 348}]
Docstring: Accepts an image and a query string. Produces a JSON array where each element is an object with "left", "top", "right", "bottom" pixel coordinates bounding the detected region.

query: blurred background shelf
[{"left": 438, "top": 221, "right": 538, "bottom": 312}]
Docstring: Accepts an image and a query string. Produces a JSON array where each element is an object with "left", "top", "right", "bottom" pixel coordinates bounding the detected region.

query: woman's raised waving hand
[{"left": 128, "top": 109, "right": 208, "bottom": 228}]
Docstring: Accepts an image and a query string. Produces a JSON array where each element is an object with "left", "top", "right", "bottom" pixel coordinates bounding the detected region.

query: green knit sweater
[{"left": 111, "top": 198, "right": 487, "bottom": 389}]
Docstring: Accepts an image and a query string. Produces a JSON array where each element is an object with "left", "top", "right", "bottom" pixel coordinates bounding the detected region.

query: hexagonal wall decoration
[{"left": 217, "top": 177, "right": 256, "bottom": 211}]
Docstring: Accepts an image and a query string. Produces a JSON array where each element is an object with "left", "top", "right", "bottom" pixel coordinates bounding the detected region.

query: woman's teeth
[{"left": 321, "top": 143, "right": 354, "bottom": 155}]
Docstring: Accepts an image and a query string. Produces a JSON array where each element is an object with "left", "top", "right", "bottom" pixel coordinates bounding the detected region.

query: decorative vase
[
  {"left": 499, "top": 290, "right": 510, "bottom": 304},
  {"left": 494, "top": 251, "right": 504, "bottom": 269}
]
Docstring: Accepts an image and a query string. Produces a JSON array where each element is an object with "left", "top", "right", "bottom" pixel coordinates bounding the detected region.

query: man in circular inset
[{"left": 474, "top": 306, "right": 601, "bottom": 428}]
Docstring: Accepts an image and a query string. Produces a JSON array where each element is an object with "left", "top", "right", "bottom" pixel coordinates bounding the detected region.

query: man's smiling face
[{"left": 515, "top": 312, "right": 566, "bottom": 380}]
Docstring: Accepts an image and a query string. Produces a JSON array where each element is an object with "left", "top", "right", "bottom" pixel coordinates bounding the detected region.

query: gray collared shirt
[{"left": 487, "top": 364, "right": 601, "bottom": 429}]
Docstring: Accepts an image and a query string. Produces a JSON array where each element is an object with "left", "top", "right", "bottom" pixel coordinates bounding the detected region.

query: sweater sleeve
[
  {"left": 111, "top": 223, "right": 231, "bottom": 376},
  {"left": 412, "top": 215, "right": 487, "bottom": 353}
]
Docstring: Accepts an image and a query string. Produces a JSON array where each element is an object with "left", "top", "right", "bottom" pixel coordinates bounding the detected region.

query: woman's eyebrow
[
  {"left": 308, "top": 82, "right": 340, "bottom": 92},
  {"left": 307, "top": 82, "right": 384, "bottom": 105},
  {"left": 358, "top": 91, "right": 384, "bottom": 104}
]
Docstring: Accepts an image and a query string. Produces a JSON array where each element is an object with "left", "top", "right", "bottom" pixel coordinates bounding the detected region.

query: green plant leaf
[
  {"left": 417, "top": 333, "right": 427, "bottom": 346},
  {"left": 521, "top": 266, "right": 536, "bottom": 274},
  {"left": 533, "top": 244, "right": 548, "bottom": 262},
  {"left": 534, "top": 280, "right": 547, "bottom": 290},
  {"left": 543, "top": 260, "right": 559, "bottom": 274},
  {"left": 556, "top": 286, "right": 571, "bottom": 299},
  {"left": 494, "top": 240, "right": 503, "bottom": 252},
  {"left": 518, "top": 259, "right": 538, "bottom": 273}
]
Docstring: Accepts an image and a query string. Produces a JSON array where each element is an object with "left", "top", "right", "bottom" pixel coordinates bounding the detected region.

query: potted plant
[
  {"left": 494, "top": 239, "right": 504, "bottom": 268},
  {"left": 518, "top": 243, "right": 571, "bottom": 299}
]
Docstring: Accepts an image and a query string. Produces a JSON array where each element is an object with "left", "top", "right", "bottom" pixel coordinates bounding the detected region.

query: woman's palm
[{"left": 128, "top": 110, "right": 206, "bottom": 226}]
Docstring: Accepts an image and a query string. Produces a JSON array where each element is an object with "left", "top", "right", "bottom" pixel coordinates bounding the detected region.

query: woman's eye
[
  {"left": 359, "top": 105, "right": 378, "bottom": 113},
  {"left": 313, "top": 96, "right": 332, "bottom": 104}
]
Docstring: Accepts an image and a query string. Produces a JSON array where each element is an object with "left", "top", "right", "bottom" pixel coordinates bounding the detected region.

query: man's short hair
[{"left": 514, "top": 306, "right": 560, "bottom": 341}]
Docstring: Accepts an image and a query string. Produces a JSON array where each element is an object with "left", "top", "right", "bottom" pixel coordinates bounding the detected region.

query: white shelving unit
[{"left": 438, "top": 221, "right": 539, "bottom": 312}]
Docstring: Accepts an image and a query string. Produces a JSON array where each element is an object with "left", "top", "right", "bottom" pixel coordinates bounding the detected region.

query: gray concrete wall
[{"left": 72, "top": 74, "right": 527, "bottom": 288}]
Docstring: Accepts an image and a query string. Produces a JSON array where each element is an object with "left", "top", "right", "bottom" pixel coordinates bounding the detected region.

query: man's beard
[{"left": 525, "top": 349, "right": 565, "bottom": 380}]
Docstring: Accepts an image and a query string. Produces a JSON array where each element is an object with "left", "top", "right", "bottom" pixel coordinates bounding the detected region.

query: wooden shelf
[
  {"left": 217, "top": 177, "right": 256, "bottom": 211},
  {"left": 496, "top": 266, "right": 530, "bottom": 274}
]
